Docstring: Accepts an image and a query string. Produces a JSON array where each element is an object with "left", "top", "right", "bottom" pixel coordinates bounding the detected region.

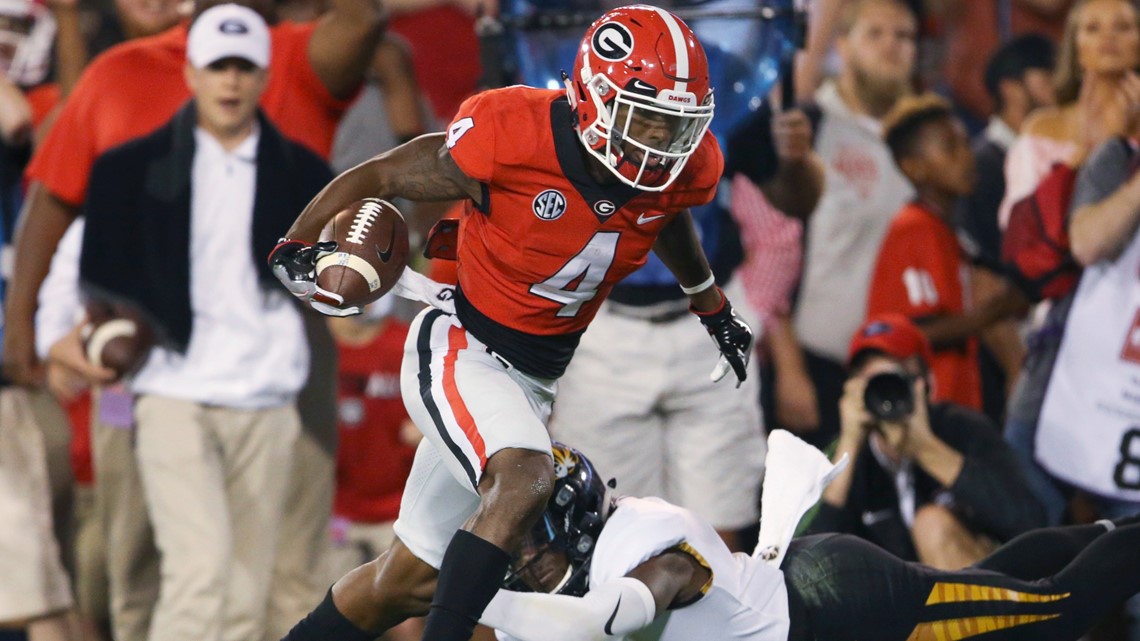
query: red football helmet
[{"left": 567, "top": 4, "right": 714, "bottom": 191}]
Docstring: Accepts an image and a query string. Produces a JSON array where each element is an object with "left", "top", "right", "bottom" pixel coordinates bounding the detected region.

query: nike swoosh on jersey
[
  {"left": 637, "top": 213, "right": 666, "bottom": 225},
  {"left": 604, "top": 595, "right": 623, "bottom": 636}
]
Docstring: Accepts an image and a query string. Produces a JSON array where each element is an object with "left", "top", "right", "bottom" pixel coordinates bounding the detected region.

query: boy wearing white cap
[{"left": 73, "top": 5, "right": 333, "bottom": 641}]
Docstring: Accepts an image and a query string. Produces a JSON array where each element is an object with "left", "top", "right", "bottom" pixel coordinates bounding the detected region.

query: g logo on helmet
[
  {"left": 591, "top": 22, "right": 634, "bottom": 62},
  {"left": 532, "top": 189, "right": 567, "bottom": 220}
]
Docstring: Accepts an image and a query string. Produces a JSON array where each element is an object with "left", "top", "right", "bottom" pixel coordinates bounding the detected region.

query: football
[
  {"left": 314, "top": 198, "right": 409, "bottom": 310},
  {"left": 81, "top": 302, "right": 155, "bottom": 380}
]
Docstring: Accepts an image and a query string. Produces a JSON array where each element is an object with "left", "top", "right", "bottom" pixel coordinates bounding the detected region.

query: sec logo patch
[{"left": 533, "top": 189, "right": 567, "bottom": 220}]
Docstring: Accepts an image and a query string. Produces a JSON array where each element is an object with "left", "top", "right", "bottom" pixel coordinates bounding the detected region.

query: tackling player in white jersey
[{"left": 484, "top": 440, "right": 1140, "bottom": 641}]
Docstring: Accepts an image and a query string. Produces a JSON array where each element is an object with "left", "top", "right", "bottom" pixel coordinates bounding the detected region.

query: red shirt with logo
[
  {"left": 445, "top": 86, "right": 722, "bottom": 338},
  {"left": 867, "top": 201, "right": 982, "bottom": 410},
  {"left": 333, "top": 319, "right": 415, "bottom": 524}
]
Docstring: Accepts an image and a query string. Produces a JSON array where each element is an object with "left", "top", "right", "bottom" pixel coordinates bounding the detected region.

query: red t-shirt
[
  {"left": 446, "top": 86, "right": 723, "bottom": 336},
  {"left": 26, "top": 21, "right": 348, "bottom": 206},
  {"left": 867, "top": 202, "right": 982, "bottom": 410},
  {"left": 66, "top": 391, "right": 94, "bottom": 487},
  {"left": 333, "top": 319, "right": 415, "bottom": 524}
]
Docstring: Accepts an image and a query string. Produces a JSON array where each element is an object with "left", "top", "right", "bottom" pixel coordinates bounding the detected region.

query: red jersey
[
  {"left": 26, "top": 21, "right": 347, "bottom": 206},
  {"left": 445, "top": 87, "right": 722, "bottom": 377},
  {"left": 333, "top": 319, "right": 415, "bottom": 524},
  {"left": 867, "top": 202, "right": 982, "bottom": 410}
]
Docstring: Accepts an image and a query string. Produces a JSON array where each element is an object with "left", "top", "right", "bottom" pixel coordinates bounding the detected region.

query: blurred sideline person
[
  {"left": 73, "top": 8, "right": 331, "bottom": 639},
  {"left": 4, "top": 0, "right": 386, "bottom": 633},
  {"left": 955, "top": 34, "right": 1056, "bottom": 423},
  {"left": 738, "top": 0, "right": 918, "bottom": 448},
  {"left": 867, "top": 95, "right": 1027, "bottom": 411},
  {"left": 808, "top": 314, "right": 1044, "bottom": 569}
]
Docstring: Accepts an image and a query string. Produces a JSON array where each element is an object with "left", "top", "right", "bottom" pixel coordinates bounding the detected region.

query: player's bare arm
[
  {"left": 307, "top": 0, "right": 385, "bottom": 99},
  {"left": 285, "top": 133, "right": 481, "bottom": 242},
  {"left": 481, "top": 549, "right": 706, "bottom": 641},
  {"left": 652, "top": 208, "right": 754, "bottom": 384},
  {"left": 1, "top": 183, "right": 80, "bottom": 384},
  {"left": 651, "top": 209, "right": 719, "bottom": 310}
]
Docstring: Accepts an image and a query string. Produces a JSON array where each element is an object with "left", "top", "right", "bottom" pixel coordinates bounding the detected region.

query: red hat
[{"left": 848, "top": 314, "right": 934, "bottom": 367}]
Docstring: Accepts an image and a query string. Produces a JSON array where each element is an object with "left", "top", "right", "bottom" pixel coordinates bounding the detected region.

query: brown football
[
  {"left": 81, "top": 301, "right": 155, "bottom": 380},
  {"left": 314, "top": 198, "right": 409, "bottom": 310}
]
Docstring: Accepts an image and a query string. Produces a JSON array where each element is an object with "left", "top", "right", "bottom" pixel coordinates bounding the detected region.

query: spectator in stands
[
  {"left": 1035, "top": 123, "right": 1140, "bottom": 639},
  {"left": 0, "top": 2, "right": 107, "bottom": 638},
  {"left": 724, "top": 99, "right": 825, "bottom": 441},
  {"left": 35, "top": 218, "right": 110, "bottom": 641},
  {"left": 73, "top": 8, "right": 331, "bottom": 640},
  {"left": 3, "top": 0, "right": 384, "bottom": 636},
  {"left": 738, "top": 0, "right": 918, "bottom": 449},
  {"left": 938, "top": 0, "right": 1071, "bottom": 129},
  {"left": 808, "top": 314, "right": 1045, "bottom": 569},
  {"left": 999, "top": 0, "right": 1140, "bottom": 226},
  {"left": 956, "top": 34, "right": 1056, "bottom": 424},
  {"left": 868, "top": 94, "right": 1026, "bottom": 411},
  {"left": 1001, "top": 0, "right": 1140, "bottom": 528}
]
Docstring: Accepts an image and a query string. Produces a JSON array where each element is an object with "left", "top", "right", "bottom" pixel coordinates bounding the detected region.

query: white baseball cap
[{"left": 187, "top": 4, "right": 270, "bottom": 69}]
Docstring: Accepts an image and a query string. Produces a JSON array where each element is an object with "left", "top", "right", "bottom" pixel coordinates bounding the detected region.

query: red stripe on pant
[{"left": 443, "top": 324, "right": 488, "bottom": 470}]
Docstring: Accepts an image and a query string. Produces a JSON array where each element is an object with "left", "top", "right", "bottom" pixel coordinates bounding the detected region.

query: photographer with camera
[{"left": 806, "top": 314, "right": 1045, "bottom": 569}]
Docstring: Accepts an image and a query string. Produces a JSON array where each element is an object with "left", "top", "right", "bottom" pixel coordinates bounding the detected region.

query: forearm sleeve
[{"left": 480, "top": 577, "right": 657, "bottom": 641}]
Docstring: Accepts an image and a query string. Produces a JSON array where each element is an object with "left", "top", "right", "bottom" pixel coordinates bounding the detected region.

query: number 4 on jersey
[
  {"left": 446, "top": 117, "right": 474, "bottom": 149},
  {"left": 530, "top": 232, "right": 619, "bottom": 317}
]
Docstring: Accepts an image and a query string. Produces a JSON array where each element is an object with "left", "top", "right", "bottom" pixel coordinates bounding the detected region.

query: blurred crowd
[{"left": 2, "top": 0, "right": 1140, "bottom": 640}]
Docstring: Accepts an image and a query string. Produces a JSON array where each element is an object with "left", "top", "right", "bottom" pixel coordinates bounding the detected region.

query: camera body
[{"left": 863, "top": 370, "right": 916, "bottom": 422}]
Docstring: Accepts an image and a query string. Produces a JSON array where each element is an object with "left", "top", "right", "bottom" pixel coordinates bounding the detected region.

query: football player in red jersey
[{"left": 270, "top": 6, "right": 753, "bottom": 641}]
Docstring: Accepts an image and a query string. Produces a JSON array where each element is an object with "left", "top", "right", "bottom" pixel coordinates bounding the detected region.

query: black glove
[
  {"left": 693, "top": 291, "right": 753, "bottom": 386},
  {"left": 268, "top": 238, "right": 337, "bottom": 300}
]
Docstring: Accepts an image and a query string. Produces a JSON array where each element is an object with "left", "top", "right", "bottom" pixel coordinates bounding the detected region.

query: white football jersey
[{"left": 592, "top": 497, "right": 790, "bottom": 641}]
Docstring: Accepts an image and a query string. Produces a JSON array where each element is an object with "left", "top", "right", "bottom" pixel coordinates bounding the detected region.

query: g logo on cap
[
  {"left": 591, "top": 22, "right": 633, "bottom": 62},
  {"left": 219, "top": 19, "right": 248, "bottom": 34}
]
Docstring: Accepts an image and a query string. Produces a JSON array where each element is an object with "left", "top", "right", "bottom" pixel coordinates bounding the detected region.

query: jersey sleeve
[
  {"left": 25, "top": 57, "right": 109, "bottom": 205},
  {"left": 445, "top": 90, "right": 501, "bottom": 183},
  {"left": 589, "top": 497, "right": 692, "bottom": 587},
  {"left": 866, "top": 212, "right": 946, "bottom": 320}
]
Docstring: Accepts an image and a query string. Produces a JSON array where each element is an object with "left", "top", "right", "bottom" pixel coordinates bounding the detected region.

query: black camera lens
[{"left": 863, "top": 371, "right": 915, "bottom": 422}]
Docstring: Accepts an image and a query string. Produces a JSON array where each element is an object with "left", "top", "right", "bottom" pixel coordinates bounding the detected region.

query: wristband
[{"left": 680, "top": 274, "right": 715, "bottom": 295}]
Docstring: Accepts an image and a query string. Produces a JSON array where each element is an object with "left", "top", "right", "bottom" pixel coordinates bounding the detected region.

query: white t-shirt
[
  {"left": 132, "top": 128, "right": 309, "bottom": 408},
  {"left": 792, "top": 82, "right": 914, "bottom": 362}
]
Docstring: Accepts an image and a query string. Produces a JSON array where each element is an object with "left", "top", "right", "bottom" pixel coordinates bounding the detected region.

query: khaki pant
[
  {"left": 134, "top": 396, "right": 299, "bottom": 641},
  {"left": 72, "top": 485, "right": 106, "bottom": 626},
  {"left": 91, "top": 397, "right": 160, "bottom": 641},
  {"left": 0, "top": 387, "right": 74, "bottom": 622}
]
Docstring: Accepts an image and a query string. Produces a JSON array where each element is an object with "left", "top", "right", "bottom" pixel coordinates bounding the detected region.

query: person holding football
[{"left": 271, "top": 5, "right": 754, "bottom": 641}]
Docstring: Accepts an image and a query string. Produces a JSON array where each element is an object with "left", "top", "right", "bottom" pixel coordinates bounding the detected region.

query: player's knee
[{"left": 481, "top": 448, "right": 556, "bottom": 517}]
